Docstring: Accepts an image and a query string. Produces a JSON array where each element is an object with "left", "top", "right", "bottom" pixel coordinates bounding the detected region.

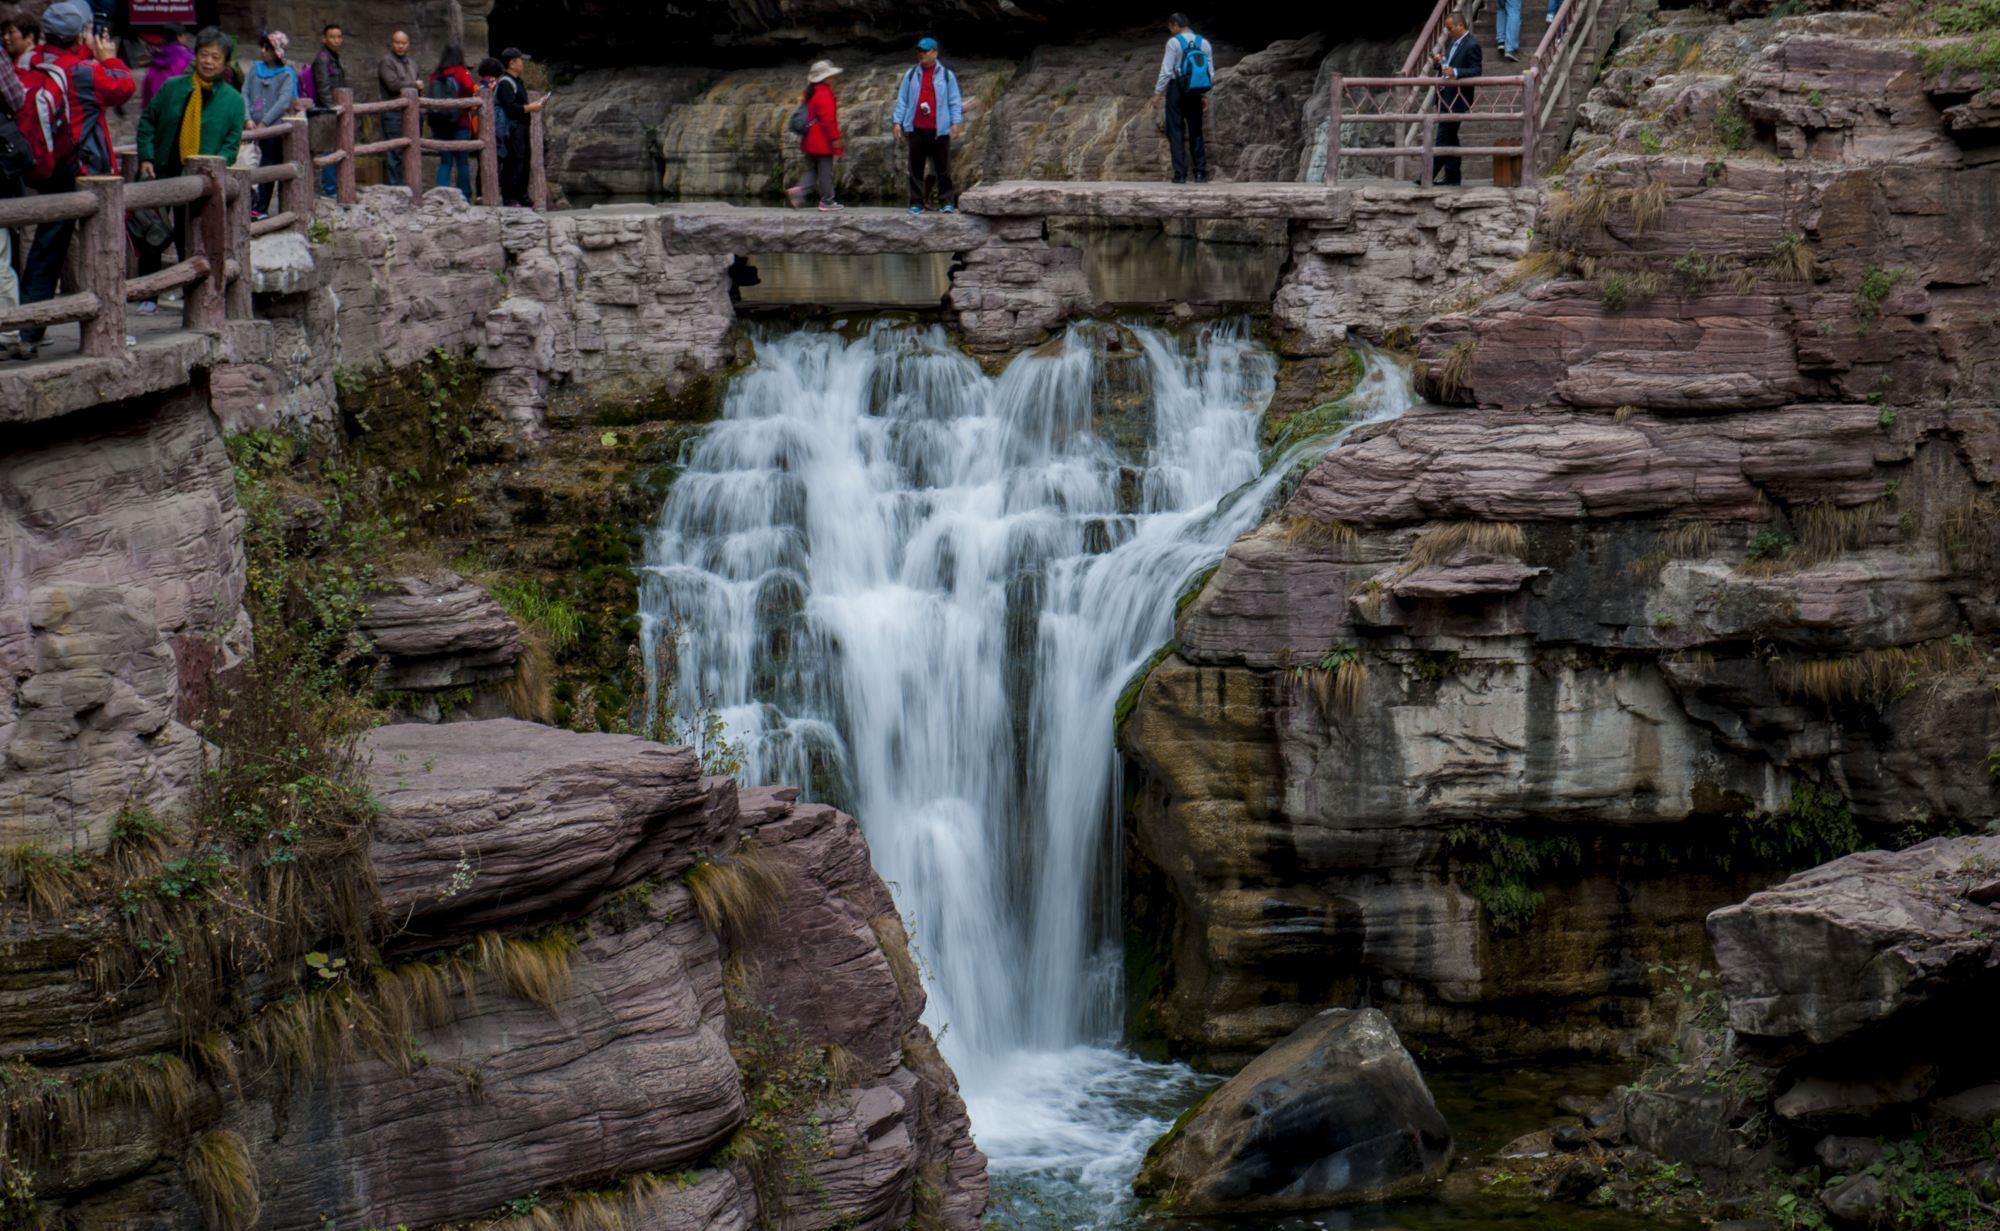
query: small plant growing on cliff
[
  {"left": 1436, "top": 339, "right": 1478, "bottom": 402},
  {"left": 1715, "top": 88, "right": 1752, "bottom": 152},
  {"left": 1855, "top": 266, "right": 1901, "bottom": 326},
  {"left": 1744, "top": 528, "right": 1792, "bottom": 563},
  {"left": 1445, "top": 825, "right": 1584, "bottom": 935}
]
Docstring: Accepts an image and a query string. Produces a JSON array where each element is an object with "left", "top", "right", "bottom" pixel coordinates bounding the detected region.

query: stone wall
[{"left": 0, "top": 389, "right": 249, "bottom": 852}]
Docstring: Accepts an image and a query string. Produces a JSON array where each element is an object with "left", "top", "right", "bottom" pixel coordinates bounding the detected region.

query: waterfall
[{"left": 639, "top": 319, "right": 1414, "bottom": 1210}]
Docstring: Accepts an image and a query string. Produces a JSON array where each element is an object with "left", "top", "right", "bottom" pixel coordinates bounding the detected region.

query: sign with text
[{"left": 127, "top": 0, "right": 198, "bottom": 24}]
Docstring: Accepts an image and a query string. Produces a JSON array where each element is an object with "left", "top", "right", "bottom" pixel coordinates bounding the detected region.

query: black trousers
[
  {"left": 500, "top": 135, "right": 530, "bottom": 206},
  {"left": 1164, "top": 82, "right": 1207, "bottom": 181},
  {"left": 1433, "top": 95, "right": 1471, "bottom": 185},
  {"left": 906, "top": 129, "right": 954, "bottom": 207}
]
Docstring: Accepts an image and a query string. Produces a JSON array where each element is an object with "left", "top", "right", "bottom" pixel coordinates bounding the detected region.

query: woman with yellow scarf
[
  {"left": 133, "top": 27, "right": 246, "bottom": 295},
  {"left": 136, "top": 27, "right": 245, "bottom": 179}
]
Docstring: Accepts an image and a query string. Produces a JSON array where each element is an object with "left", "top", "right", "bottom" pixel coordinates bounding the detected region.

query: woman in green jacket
[
  {"left": 136, "top": 27, "right": 246, "bottom": 178},
  {"left": 133, "top": 27, "right": 246, "bottom": 296}
]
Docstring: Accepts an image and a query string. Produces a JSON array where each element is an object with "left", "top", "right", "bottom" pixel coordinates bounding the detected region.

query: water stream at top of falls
[{"left": 638, "top": 319, "right": 1415, "bottom": 1222}]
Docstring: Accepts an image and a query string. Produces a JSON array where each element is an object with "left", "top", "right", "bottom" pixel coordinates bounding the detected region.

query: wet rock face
[{"left": 1134, "top": 1008, "right": 1450, "bottom": 1213}]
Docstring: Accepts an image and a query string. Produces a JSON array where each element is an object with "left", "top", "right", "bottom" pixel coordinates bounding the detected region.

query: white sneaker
[{"left": 134, "top": 300, "right": 158, "bottom": 315}]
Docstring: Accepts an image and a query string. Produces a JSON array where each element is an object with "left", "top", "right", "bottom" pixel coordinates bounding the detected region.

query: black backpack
[
  {"left": 0, "top": 112, "right": 32, "bottom": 188},
  {"left": 426, "top": 70, "right": 464, "bottom": 138},
  {"left": 787, "top": 102, "right": 812, "bottom": 138}
]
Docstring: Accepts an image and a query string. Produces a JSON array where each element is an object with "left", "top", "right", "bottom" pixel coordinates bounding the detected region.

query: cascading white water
[{"left": 640, "top": 319, "right": 1413, "bottom": 1218}]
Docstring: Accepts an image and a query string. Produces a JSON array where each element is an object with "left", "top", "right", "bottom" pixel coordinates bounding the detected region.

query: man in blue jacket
[{"left": 891, "top": 36, "right": 962, "bottom": 213}]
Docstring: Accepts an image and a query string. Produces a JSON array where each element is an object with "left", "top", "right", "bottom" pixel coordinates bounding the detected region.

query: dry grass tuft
[
  {"left": 184, "top": 1129, "right": 260, "bottom": 1231},
  {"left": 1767, "top": 640, "right": 1979, "bottom": 706},
  {"left": 475, "top": 929, "right": 576, "bottom": 1015},
  {"left": 687, "top": 845, "right": 791, "bottom": 941},
  {"left": 825, "top": 1041, "right": 869, "bottom": 1089},
  {"left": 1627, "top": 179, "right": 1670, "bottom": 235},
  {"left": 1280, "top": 517, "right": 1358, "bottom": 549},
  {"left": 0, "top": 844, "right": 87, "bottom": 918},
  {"left": 1613, "top": 404, "right": 1640, "bottom": 423},
  {"left": 1662, "top": 520, "right": 1725, "bottom": 559},
  {"left": 192, "top": 1032, "right": 242, "bottom": 1096},
  {"left": 1935, "top": 495, "right": 1998, "bottom": 569},
  {"left": 870, "top": 912, "right": 925, "bottom": 1013},
  {"left": 1505, "top": 247, "right": 1570, "bottom": 288},
  {"left": 503, "top": 631, "right": 556, "bottom": 724},
  {"left": 1407, "top": 521, "right": 1528, "bottom": 569},
  {"left": 1773, "top": 232, "right": 1816, "bottom": 283},
  {"left": 1796, "top": 498, "right": 1887, "bottom": 563},
  {"left": 1437, "top": 339, "right": 1478, "bottom": 402}
]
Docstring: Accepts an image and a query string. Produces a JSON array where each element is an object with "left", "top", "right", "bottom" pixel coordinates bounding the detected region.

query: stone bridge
[{"left": 2, "top": 180, "right": 1536, "bottom": 437}]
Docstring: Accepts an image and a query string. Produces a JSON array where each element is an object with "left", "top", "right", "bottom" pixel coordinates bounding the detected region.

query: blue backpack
[{"left": 1176, "top": 33, "right": 1213, "bottom": 92}]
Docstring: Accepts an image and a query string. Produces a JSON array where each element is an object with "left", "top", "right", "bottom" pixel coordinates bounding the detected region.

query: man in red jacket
[{"left": 18, "top": 0, "right": 133, "bottom": 347}]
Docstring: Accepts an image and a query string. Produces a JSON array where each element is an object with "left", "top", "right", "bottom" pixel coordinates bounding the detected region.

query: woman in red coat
[{"left": 786, "top": 60, "right": 845, "bottom": 211}]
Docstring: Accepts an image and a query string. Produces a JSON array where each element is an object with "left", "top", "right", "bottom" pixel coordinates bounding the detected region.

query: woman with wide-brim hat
[{"left": 786, "top": 59, "right": 846, "bottom": 210}]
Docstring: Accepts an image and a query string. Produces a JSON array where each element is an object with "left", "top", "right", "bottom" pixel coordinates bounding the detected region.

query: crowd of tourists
[
  {"left": 1, "top": 3, "right": 1518, "bottom": 357},
  {"left": 0, "top": 4, "right": 545, "bottom": 360}
]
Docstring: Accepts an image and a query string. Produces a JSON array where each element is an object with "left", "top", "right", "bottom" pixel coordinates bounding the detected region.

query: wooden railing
[
  {"left": 1327, "top": 73, "right": 1539, "bottom": 187},
  {"left": 315, "top": 86, "right": 543, "bottom": 209},
  {"left": 1325, "top": 0, "right": 1610, "bottom": 184},
  {"left": 0, "top": 154, "right": 250, "bottom": 357}
]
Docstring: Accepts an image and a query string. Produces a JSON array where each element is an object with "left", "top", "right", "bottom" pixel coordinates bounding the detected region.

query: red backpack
[{"left": 14, "top": 51, "right": 78, "bottom": 185}]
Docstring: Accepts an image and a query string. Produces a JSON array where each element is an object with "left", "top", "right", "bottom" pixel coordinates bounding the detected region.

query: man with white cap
[{"left": 891, "top": 36, "right": 962, "bottom": 214}]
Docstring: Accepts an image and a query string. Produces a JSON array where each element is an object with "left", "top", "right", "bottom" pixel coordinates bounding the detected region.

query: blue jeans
[
  {"left": 380, "top": 112, "right": 405, "bottom": 187},
  {"left": 17, "top": 217, "right": 73, "bottom": 344},
  {"left": 1496, "top": 0, "right": 1522, "bottom": 52},
  {"left": 436, "top": 149, "right": 472, "bottom": 195},
  {"left": 321, "top": 164, "right": 337, "bottom": 196}
]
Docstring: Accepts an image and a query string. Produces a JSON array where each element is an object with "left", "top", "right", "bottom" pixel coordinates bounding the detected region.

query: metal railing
[
  {"left": 1325, "top": 0, "right": 1609, "bottom": 184},
  {"left": 0, "top": 154, "right": 250, "bottom": 357},
  {"left": 315, "top": 86, "right": 543, "bottom": 209}
]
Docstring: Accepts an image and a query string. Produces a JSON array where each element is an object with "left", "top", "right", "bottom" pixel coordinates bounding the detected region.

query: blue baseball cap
[{"left": 916, "top": 37, "right": 939, "bottom": 50}]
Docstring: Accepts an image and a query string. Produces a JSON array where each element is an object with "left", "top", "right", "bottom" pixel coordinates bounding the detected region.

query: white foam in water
[{"left": 641, "top": 320, "right": 1414, "bottom": 1224}]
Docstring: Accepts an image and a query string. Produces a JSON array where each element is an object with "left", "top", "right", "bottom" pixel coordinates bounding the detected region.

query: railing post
[
  {"left": 78, "top": 175, "right": 125, "bottom": 358},
  {"left": 283, "top": 113, "right": 311, "bottom": 235},
  {"left": 1521, "top": 71, "right": 1540, "bottom": 186},
  {"left": 334, "top": 87, "right": 358, "bottom": 205},
  {"left": 185, "top": 155, "right": 229, "bottom": 333},
  {"left": 224, "top": 167, "right": 253, "bottom": 320},
  {"left": 1327, "top": 76, "right": 1343, "bottom": 185},
  {"left": 478, "top": 92, "right": 500, "bottom": 206},
  {"left": 402, "top": 86, "right": 423, "bottom": 195},
  {"left": 528, "top": 92, "right": 548, "bottom": 210},
  {"left": 1421, "top": 110, "right": 1436, "bottom": 189}
]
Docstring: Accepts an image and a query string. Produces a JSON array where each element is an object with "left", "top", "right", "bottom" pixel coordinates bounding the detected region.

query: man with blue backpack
[
  {"left": 1152, "top": 13, "right": 1212, "bottom": 184},
  {"left": 891, "top": 36, "right": 962, "bottom": 214}
]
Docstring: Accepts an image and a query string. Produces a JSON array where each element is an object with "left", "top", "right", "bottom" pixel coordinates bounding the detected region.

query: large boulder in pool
[{"left": 1133, "top": 1008, "right": 1451, "bottom": 1213}]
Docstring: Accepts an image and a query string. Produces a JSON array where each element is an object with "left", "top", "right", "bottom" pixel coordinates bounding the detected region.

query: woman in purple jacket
[{"left": 141, "top": 25, "right": 193, "bottom": 105}]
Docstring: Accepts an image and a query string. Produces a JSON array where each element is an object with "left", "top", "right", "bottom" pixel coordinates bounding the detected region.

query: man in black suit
[{"left": 1426, "top": 13, "right": 1482, "bottom": 186}]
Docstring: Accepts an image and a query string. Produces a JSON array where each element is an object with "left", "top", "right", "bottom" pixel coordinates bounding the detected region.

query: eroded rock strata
[
  {"left": 1121, "top": 0, "right": 2000, "bottom": 1076},
  {"left": 5, "top": 717, "right": 985, "bottom": 1228}
]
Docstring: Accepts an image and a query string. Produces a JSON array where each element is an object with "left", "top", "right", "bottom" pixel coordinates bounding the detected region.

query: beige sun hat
[{"left": 807, "top": 60, "right": 844, "bottom": 83}]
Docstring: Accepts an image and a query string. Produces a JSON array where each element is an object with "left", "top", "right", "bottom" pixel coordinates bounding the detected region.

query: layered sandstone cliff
[{"left": 1120, "top": 0, "right": 2000, "bottom": 1071}]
